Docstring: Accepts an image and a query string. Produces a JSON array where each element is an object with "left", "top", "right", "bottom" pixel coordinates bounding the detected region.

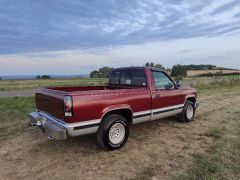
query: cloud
[
  {"left": 0, "top": 0, "right": 240, "bottom": 54},
  {"left": 1, "top": 35, "right": 240, "bottom": 75}
]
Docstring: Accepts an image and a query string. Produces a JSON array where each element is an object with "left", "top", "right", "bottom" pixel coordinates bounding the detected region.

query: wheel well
[
  {"left": 186, "top": 97, "right": 196, "bottom": 104},
  {"left": 102, "top": 109, "right": 133, "bottom": 125}
]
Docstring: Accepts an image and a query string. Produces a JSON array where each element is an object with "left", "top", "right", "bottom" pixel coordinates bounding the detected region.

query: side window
[
  {"left": 109, "top": 70, "right": 120, "bottom": 85},
  {"left": 152, "top": 71, "right": 174, "bottom": 89}
]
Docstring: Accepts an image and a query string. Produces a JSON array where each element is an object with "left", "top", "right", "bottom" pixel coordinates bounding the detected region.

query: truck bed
[{"left": 35, "top": 85, "right": 150, "bottom": 122}]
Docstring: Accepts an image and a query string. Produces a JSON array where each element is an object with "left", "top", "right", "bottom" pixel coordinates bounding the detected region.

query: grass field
[
  {"left": 0, "top": 97, "right": 35, "bottom": 137},
  {"left": 0, "top": 76, "right": 240, "bottom": 92},
  {"left": 175, "top": 115, "right": 240, "bottom": 180},
  {"left": 0, "top": 78, "right": 240, "bottom": 179},
  {"left": 183, "top": 76, "right": 240, "bottom": 90},
  {"left": 0, "top": 78, "right": 107, "bottom": 91}
]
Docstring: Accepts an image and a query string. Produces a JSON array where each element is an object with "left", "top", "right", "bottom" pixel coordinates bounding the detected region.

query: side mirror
[
  {"left": 176, "top": 80, "right": 181, "bottom": 88},
  {"left": 164, "top": 83, "right": 174, "bottom": 89}
]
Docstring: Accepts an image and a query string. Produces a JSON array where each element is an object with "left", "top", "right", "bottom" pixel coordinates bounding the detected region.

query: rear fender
[{"left": 101, "top": 104, "right": 133, "bottom": 120}]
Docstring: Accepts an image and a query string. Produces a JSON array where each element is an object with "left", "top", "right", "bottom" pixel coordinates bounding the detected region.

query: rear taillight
[{"left": 64, "top": 96, "right": 73, "bottom": 117}]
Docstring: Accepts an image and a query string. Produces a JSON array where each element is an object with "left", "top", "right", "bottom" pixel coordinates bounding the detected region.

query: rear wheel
[
  {"left": 97, "top": 114, "right": 129, "bottom": 150},
  {"left": 179, "top": 100, "right": 196, "bottom": 122}
]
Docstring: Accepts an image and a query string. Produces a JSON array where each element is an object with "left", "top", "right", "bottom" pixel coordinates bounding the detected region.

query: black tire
[
  {"left": 179, "top": 100, "right": 196, "bottom": 122},
  {"left": 97, "top": 114, "right": 129, "bottom": 150}
]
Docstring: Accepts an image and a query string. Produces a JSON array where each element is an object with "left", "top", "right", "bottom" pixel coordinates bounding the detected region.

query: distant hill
[
  {"left": 175, "top": 64, "right": 240, "bottom": 77},
  {"left": 184, "top": 64, "right": 236, "bottom": 71},
  {"left": 187, "top": 69, "right": 240, "bottom": 77}
]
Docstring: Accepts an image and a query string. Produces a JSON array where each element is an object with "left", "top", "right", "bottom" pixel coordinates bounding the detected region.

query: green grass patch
[
  {"left": 0, "top": 78, "right": 107, "bottom": 91},
  {"left": 175, "top": 129, "right": 240, "bottom": 180},
  {"left": 0, "top": 96, "right": 35, "bottom": 137},
  {"left": 191, "top": 77, "right": 240, "bottom": 90}
]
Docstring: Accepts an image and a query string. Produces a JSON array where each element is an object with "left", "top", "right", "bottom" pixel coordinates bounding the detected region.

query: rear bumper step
[
  {"left": 29, "top": 112, "right": 67, "bottom": 140},
  {"left": 29, "top": 111, "right": 100, "bottom": 140}
]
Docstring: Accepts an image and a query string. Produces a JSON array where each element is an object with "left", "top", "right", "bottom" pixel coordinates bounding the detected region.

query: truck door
[{"left": 151, "top": 70, "right": 184, "bottom": 121}]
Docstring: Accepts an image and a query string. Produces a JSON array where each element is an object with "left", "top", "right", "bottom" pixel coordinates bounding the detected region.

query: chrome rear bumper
[
  {"left": 29, "top": 111, "right": 100, "bottom": 140},
  {"left": 29, "top": 112, "right": 67, "bottom": 140}
]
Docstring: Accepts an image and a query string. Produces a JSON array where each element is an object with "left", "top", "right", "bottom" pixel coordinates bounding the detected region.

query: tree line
[
  {"left": 36, "top": 75, "right": 51, "bottom": 79},
  {"left": 89, "top": 62, "right": 187, "bottom": 79}
]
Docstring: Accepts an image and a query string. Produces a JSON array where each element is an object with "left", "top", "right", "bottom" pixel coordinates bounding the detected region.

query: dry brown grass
[{"left": 0, "top": 86, "right": 240, "bottom": 179}]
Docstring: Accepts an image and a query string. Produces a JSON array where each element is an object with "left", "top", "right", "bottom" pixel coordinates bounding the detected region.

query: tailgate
[{"left": 35, "top": 88, "right": 66, "bottom": 121}]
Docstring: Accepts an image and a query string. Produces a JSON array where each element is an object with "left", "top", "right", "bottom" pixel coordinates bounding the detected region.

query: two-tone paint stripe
[
  {"left": 70, "top": 119, "right": 101, "bottom": 130},
  {"left": 133, "top": 110, "right": 152, "bottom": 119},
  {"left": 73, "top": 123, "right": 100, "bottom": 130},
  {"left": 152, "top": 104, "right": 184, "bottom": 115},
  {"left": 133, "top": 104, "right": 184, "bottom": 119}
]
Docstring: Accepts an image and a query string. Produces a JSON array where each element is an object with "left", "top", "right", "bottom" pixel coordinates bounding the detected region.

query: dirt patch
[{"left": 0, "top": 88, "right": 240, "bottom": 179}]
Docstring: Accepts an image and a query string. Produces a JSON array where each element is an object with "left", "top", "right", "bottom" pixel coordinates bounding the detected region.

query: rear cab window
[{"left": 109, "top": 69, "right": 147, "bottom": 87}]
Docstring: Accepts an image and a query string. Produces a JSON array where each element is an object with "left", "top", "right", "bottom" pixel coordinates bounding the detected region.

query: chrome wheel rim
[
  {"left": 186, "top": 106, "right": 194, "bottom": 119},
  {"left": 109, "top": 123, "right": 125, "bottom": 144}
]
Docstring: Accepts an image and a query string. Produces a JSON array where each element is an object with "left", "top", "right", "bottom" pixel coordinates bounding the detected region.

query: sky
[{"left": 0, "top": 0, "right": 240, "bottom": 75}]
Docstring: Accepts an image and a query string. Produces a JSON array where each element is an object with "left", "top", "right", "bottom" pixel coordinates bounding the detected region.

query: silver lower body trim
[
  {"left": 133, "top": 104, "right": 184, "bottom": 124},
  {"left": 29, "top": 111, "right": 100, "bottom": 140}
]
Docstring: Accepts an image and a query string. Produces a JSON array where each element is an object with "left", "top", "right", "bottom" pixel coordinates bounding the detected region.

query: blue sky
[{"left": 0, "top": 0, "right": 240, "bottom": 75}]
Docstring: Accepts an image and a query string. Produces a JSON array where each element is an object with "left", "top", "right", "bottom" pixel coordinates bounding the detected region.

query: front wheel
[
  {"left": 179, "top": 100, "right": 196, "bottom": 122},
  {"left": 97, "top": 114, "right": 129, "bottom": 150}
]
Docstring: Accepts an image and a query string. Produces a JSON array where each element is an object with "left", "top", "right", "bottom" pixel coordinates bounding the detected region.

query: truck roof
[{"left": 113, "top": 66, "right": 164, "bottom": 71}]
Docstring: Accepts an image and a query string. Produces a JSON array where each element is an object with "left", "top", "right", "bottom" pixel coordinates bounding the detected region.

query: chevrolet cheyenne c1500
[{"left": 29, "top": 67, "right": 199, "bottom": 150}]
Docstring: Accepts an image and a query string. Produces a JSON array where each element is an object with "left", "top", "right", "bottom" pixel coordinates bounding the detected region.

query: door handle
[{"left": 156, "top": 93, "right": 160, "bottom": 99}]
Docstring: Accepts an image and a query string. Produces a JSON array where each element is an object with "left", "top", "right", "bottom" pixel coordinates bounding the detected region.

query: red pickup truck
[{"left": 29, "top": 67, "right": 199, "bottom": 150}]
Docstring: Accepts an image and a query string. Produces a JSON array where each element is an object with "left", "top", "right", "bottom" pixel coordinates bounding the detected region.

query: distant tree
[
  {"left": 36, "top": 75, "right": 51, "bottom": 79},
  {"left": 0, "top": 76, "right": 2, "bottom": 80},
  {"left": 145, "top": 62, "right": 155, "bottom": 67},
  {"left": 145, "top": 62, "right": 151, "bottom": 67},
  {"left": 90, "top": 67, "right": 113, "bottom": 78},
  {"left": 183, "top": 64, "right": 217, "bottom": 70},
  {"left": 208, "top": 65, "right": 214, "bottom": 70},
  {"left": 99, "top": 67, "right": 113, "bottom": 78},
  {"left": 41, "top": 75, "right": 51, "bottom": 79},
  {"left": 90, "top": 70, "right": 99, "bottom": 78},
  {"left": 145, "top": 62, "right": 165, "bottom": 70},
  {"left": 155, "top": 64, "right": 164, "bottom": 70},
  {"left": 150, "top": 62, "right": 154, "bottom": 67},
  {"left": 171, "top": 64, "right": 187, "bottom": 78}
]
